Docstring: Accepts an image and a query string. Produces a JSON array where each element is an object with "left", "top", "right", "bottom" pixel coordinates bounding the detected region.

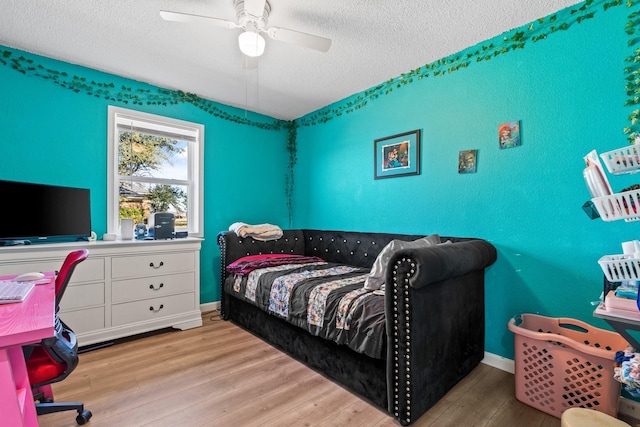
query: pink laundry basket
[{"left": 508, "top": 313, "right": 628, "bottom": 418}]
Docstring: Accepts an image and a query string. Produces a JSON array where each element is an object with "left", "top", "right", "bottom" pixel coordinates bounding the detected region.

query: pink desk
[{"left": 0, "top": 274, "right": 55, "bottom": 427}]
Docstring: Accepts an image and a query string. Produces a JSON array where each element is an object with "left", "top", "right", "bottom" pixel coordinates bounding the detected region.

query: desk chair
[{"left": 25, "top": 249, "right": 93, "bottom": 425}]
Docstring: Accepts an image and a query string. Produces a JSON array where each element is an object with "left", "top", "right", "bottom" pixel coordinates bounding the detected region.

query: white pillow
[{"left": 363, "top": 234, "right": 441, "bottom": 291}]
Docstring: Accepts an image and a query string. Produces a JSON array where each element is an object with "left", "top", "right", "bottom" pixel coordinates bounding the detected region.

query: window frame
[{"left": 107, "top": 106, "right": 204, "bottom": 238}]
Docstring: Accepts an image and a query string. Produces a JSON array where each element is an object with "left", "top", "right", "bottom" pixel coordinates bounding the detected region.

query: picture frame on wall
[
  {"left": 374, "top": 129, "right": 421, "bottom": 179},
  {"left": 458, "top": 149, "right": 477, "bottom": 173},
  {"left": 498, "top": 120, "right": 521, "bottom": 149}
]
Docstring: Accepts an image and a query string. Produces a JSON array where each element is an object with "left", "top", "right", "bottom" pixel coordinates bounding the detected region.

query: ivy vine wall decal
[
  {"left": 624, "top": 1, "right": 640, "bottom": 142},
  {"left": 285, "top": 122, "right": 297, "bottom": 227},
  {"left": 0, "top": 48, "right": 287, "bottom": 132}
]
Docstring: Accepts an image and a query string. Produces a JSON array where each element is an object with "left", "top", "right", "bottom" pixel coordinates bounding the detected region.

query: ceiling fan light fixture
[{"left": 238, "top": 31, "right": 265, "bottom": 57}]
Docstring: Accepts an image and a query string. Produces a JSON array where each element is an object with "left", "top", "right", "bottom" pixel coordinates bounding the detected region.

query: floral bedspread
[{"left": 225, "top": 257, "right": 386, "bottom": 359}]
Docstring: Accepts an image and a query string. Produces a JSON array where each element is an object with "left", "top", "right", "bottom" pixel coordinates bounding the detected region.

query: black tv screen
[{"left": 0, "top": 180, "right": 91, "bottom": 245}]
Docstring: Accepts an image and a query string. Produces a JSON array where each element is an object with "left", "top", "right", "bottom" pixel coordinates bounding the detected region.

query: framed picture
[
  {"left": 458, "top": 149, "right": 477, "bottom": 173},
  {"left": 498, "top": 120, "right": 521, "bottom": 149},
  {"left": 374, "top": 129, "right": 421, "bottom": 179}
]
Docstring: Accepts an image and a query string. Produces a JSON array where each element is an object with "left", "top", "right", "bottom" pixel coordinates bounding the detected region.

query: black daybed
[{"left": 217, "top": 229, "right": 497, "bottom": 425}]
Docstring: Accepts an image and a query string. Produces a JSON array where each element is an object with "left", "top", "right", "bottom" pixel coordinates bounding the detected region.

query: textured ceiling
[{"left": 0, "top": 0, "right": 582, "bottom": 120}]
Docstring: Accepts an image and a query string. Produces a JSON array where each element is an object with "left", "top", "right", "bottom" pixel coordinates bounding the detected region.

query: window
[{"left": 107, "top": 106, "right": 204, "bottom": 237}]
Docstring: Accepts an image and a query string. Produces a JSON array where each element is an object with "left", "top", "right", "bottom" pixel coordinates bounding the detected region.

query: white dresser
[{"left": 0, "top": 238, "right": 203, "bottom": 346}]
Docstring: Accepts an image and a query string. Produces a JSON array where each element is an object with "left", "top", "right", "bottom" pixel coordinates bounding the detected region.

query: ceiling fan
[{"left": 160, "top": 0, "right": 332, "bottom": 59}]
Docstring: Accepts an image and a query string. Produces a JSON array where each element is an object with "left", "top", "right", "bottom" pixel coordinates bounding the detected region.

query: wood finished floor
[{"left": 37, "top": 312, "right": 576, "bottom": 426}]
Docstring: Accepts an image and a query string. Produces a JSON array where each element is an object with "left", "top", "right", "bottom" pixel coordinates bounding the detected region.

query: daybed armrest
[
  {"left": 385, "top": 238, "right": 496, "bottom": 425},
  {"left": 388, "top": 239, "right": 497, "bottom": 290}
]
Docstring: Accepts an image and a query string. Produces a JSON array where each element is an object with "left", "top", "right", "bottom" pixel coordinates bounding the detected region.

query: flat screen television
[{"left": 0, "top": 180, "right": 91, "bottom": 246}]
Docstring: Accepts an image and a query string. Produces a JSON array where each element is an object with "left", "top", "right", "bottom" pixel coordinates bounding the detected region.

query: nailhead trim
[
  {"left": 218, "top": 234, "right": 227, "bottom": 318},
  {"left": 392, "top": 257, "right": 416, "bottom": 425}
]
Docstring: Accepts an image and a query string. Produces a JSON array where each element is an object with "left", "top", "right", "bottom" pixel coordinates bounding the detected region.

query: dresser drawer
[
  {"left": 60, "top": 282, "right": 105, "bottom": 311},
  {"left": 0, "top": 260, "right": 60, "bottom": 278},
  {"left": 112, "top": 272, "right": 195, "bottom": 303},
  {"left": 0, "top": 257, "right": 104, "bottom": 284},
  {"left": 60, "top": 306, "right": 105, "bottom": 334},
  {"left": 111, "top": 293, "right": 195, "bottom": 326},
  {"left": 112, "top": 252, "right": 195, "bottom": 279},
  {"left": 69, "top": 258, "right": 105, "bottom": 284},
  {"left": 60, "top": 282, "right": 105, "bottom": 310}
]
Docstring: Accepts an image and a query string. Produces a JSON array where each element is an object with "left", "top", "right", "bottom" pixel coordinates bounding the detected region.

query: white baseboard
[
  {"left": 200, "top": 301, "right": 220, "bottom": 314},
  {"left": 482, "top": 351, "right": 515, "bottom": 374}
]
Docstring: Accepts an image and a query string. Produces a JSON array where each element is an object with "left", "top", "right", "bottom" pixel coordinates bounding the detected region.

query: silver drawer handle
[
  {"left": 149, "top": 304, "right": 164, "bottom": 312},
  {"left": 149, "top": 283, "right": 164, "bottom": 291},
  {"left": 149, "top": 261, "right": 164, "bottom": 268}
]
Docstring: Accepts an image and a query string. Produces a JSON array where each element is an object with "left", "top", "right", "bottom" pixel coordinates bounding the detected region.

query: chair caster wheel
[{"left": 76, "top": 409, "right": 92, "bottom": 425}]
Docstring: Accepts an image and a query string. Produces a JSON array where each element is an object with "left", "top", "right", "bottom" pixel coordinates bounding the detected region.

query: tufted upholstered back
[
  {"left": 219, "top": 229, "right": 470, "bottom": 270},
  {"left": 302, "top": 229, "right": 425, "bottom": 268},
  {"left": 219, "top": 229, "right": 305, "bottom": 265}
]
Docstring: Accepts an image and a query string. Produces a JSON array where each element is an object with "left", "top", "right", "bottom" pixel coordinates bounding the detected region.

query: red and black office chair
[{"left": 25, "top": 249, "right": 93, "bottom": 425}]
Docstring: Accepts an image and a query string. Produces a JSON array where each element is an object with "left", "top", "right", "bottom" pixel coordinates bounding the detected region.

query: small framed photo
[
  {"left": 498, "top": 120, "right": 521, "bottom": 149},
  {"left": 458, "top": 149, "right": 477, "bottom": 173},
  {"left": 374, "top": 129, "right": 421, "bottom": 179}
]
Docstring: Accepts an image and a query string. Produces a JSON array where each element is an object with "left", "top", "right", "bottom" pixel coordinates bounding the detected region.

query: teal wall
[
  {"left": 294, "top": 3, "right": 639, "bottom": 358},
  {"left": 1, "top": 1, "right": 638, "bottom": 360},
  {"left": 0, "top": 51, "right": 290, "bottom": 303}
]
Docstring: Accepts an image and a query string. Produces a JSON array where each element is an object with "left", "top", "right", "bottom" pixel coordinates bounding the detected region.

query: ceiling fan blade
[
  {"left": 159, "top": 10, "right": 238, "bottom": 29},
  {"left": 266, "top": 27, "right": 332, "bottom": 52},
  {"left": 243, "top": 0, "right": 267, "bottom": 18}
]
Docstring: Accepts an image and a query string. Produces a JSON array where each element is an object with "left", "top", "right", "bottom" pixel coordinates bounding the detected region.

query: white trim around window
[{"left": 107, "top": 106, "right": 204, "bottom": 238}]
